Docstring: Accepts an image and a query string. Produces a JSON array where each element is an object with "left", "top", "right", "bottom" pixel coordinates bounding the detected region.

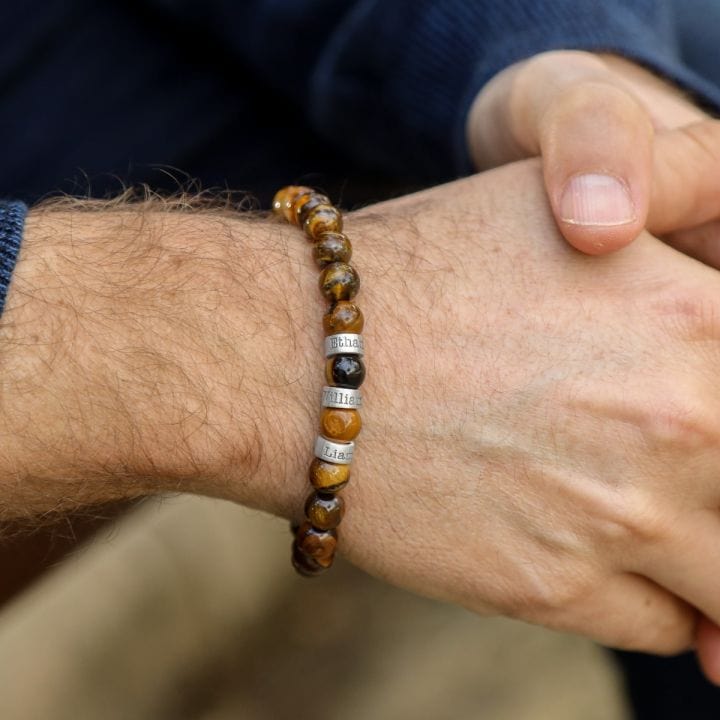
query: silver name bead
[
  {"left": 321, "top": 386, "right": 363, "bottom": 409},
  {"left": 314, "top": 436, "right": 355, "bottom": 465},
  {"left": 324, "top": 333, "right": 364, "bottom": 357}
]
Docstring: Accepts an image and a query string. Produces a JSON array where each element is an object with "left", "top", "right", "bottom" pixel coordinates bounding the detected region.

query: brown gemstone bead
[
  {"left": 304, "top": 205, "right": 343, "bottom": 239},
  {"left": 309, "top": 457, "right": 350, "bottom": 492},
  {"left": 313, "top": 232, "right": 352, "bottom": 268},
  {"left": 291, "top": 542, "right": 328, "bottom": 577},
  {"left": 271, "top": 186, "right": 293, "bottom": 216},
  {"left": 289, "top": 191, "right": 313, "bottom": 225},
  {"left": 305, "top": 491, "right": 346, "bottom": 531},
  {"left": 323, "top": 301, "right": 364, "bottom": 335},
  {"left": 312, "top": 553, "right": 335, "bottom": 570},
  {"left": 319, "top": 262, "right": 360, "bottom": 302},
  {"left": 320, "top": 408, "right": 362, "bottom": 441},
  {"left": 296, "top": 521, "right": 338, "bottom": 563},
  {"left": 272, "top": 186, "right": 311, "bottom": 223},
  {"left": 325, "top": 355, "right": 365, "bottom": 389},
  {"left": 295, "top": 193, "right": 330, "bottom": 227}
]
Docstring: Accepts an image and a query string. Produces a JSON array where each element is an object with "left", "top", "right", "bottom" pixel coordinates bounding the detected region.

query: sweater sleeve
[
  {"left": 150, "top": 0, "right": 720, "bottom": 180},
  {"left": 0, "top": 201, "right": 27, "bottom": 316}
]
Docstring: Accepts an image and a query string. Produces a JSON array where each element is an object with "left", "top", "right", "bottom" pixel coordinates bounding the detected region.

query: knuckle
[
  {"left": 593, "top": 490, "right": 670, "bottom": 548},
  {"left": 610, "top": 607, "right": 692, "bottom": 655},
  {"left": 647, "top": 394, "right": 720, "bottom": 453},
  {"left": 681, "top": 121, "right": 720, "bottom": 165},
  {"left": 618, "top": 285, "right": 720, "bottom": 449},
  {"left": 499, "top": 567, "right": 590, "bottom": 622},
  {"left": 550, "top": 80, "right": 644, "bottom": 124},
  {"left": 653, "top": 287, "right": 720, "bottom": 344},
  {"left": 520, "top": 50, "right": 606, "bottom": 84},
  {"left": 609, "top": 382, "right": 719, "bottom": 460},
  {"left": 607, "top": 621, "right": 650, "bottom": 652},
  {"left": 509, "top": 51, "right": 608, "bottom": 152},
  {"left": 608, "top": 621, "right": 663, "bottom": 654}
]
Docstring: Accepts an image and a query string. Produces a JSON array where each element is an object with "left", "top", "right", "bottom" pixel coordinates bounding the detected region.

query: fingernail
[{"left": 559, "top": 173, "right": 636, "bottom": 226}]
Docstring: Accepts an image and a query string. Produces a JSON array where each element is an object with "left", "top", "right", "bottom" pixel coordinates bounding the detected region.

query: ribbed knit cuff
[{"left": 0, "top": 201, "right": 28, "bottom": 316}]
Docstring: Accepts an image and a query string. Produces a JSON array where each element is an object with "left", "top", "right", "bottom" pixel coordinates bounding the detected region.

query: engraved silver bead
[
  {"left": 314, "top": 436, "right": 355, "bottom": 465},
  {"left": 321, "top": 386, "right": 363, "bottom": 409},
  {"left": 324, "top": 333, "right": 364, "bottom": 357}
]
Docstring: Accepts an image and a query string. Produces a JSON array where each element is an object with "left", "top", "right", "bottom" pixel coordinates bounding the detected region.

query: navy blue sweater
[{"left": 0, "top": 0, "right": 718, "bottom": 314}]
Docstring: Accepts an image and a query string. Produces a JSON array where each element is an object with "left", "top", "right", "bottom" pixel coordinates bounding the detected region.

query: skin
[
  {"left": 467, "top": 51, "right": 720, "bottom": 262},
  {"left": 4, "top": 164, "right": 720, "bottom": 683},
  {"left": 469, "top": 49, "right": 720, "bottom": 681}
]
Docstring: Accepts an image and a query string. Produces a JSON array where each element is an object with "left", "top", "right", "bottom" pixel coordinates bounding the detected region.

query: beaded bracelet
[{"left": 272, "top": 186, "right": 364, "bottom": 577}]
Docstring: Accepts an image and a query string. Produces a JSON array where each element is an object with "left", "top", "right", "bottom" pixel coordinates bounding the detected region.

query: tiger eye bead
[
  {"left": 305, "top": 491, "right": 346, "bottom": 531},
  {"left": 319, "top": 262, "right": 360, "bottom": 302},
  {"left": 272, "top": 185, "right": 311, "bottom": 223},
  {"left": 304, "top": 205, "right": 343, "bottom": 239},
  {"left": 309, "top": 457, "right": 350, "bottom": 492},
  {"left": 295, "top": 193, "right": 330, "bottom": 227},
  {"left": 291, "top": 542, "right": 328, "bottom": 577},
  {"left": 326, "top": 355, "right": 365, "bottom": 389},
  {"left": 320, "top": 408, "right": 362, "bottom": 441},
  {"left": 271, "top": 186, "right": 292, "bottom": 216},
  {"left": 313, "top": 232, "right": 352, "bottom": 268},
  {"left": 289, "top": 191, "right": 312, "bottom": 225},
  {"left": 296, "top": 521, "right": 338, "bottom": 563},
  {"left": 323, "top": 301, "right": 364, "bottom": 335}
]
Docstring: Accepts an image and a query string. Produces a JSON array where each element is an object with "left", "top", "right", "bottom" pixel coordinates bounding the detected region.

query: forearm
[{"left": 0, "top": 202, "right": 321, "bottom": 521}]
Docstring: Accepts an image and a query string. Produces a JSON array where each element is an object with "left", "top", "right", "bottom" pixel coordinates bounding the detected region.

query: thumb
[{"left": 469, "top": 51, "right": 654, "bottom": 255}]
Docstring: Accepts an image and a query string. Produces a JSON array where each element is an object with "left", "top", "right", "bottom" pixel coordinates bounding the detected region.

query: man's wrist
[{"left": 0, "top": 203, "right": 321, "bottom": 520}]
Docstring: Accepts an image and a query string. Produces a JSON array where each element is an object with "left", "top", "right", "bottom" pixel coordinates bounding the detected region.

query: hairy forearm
[{"left": 0, "top": 201, "right": 322, "bottom": 521}]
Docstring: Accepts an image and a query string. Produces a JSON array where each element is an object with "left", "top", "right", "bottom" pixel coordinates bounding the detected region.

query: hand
[
  {"left": 339, "top": 161, "right": 720, "bottom": 684},
  {"left": 466, "top": 50, "right": 720, "bottom": 265},
  {"left": 468, "top": 50, "right": 720, "bottom": 673}
]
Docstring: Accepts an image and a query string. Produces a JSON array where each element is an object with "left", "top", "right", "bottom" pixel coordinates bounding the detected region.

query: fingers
[
  {"left": 695, "top": 616, "right": 720, "bottom": 686},
  {"left": 609, "top": 576, "right": 696, "bottom": 655},
  {"left": 468, "top": 51, "right": 654, "bottom": 255},
  {"left": 600, "top": 54, "right": 706, "bottom": 130},
  {"left": 649, "top": 121, "right": 720, "bottom": 237},
  {"left": 664, "top": 219, "right": 720, "bottom": 269},
  {"left": 553, "top": 573, "right": 695, "bottom": 655},
  {"left": 635, "top": 510, "right": 720, "bottom": 656},
  {"left": 468, "top": 52, "right": 720, "bottom": 260}
]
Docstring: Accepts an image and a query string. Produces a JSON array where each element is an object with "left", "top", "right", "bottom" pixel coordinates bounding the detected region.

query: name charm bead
[
  {"left": 314, "top": 436, "right": 355, "bottom": 465},
  {"left": 324, "top": 333, "right": 364, "bottom": 357},
  {"left": 321, "top": 386, "right": 363, "bottom": 409}
]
